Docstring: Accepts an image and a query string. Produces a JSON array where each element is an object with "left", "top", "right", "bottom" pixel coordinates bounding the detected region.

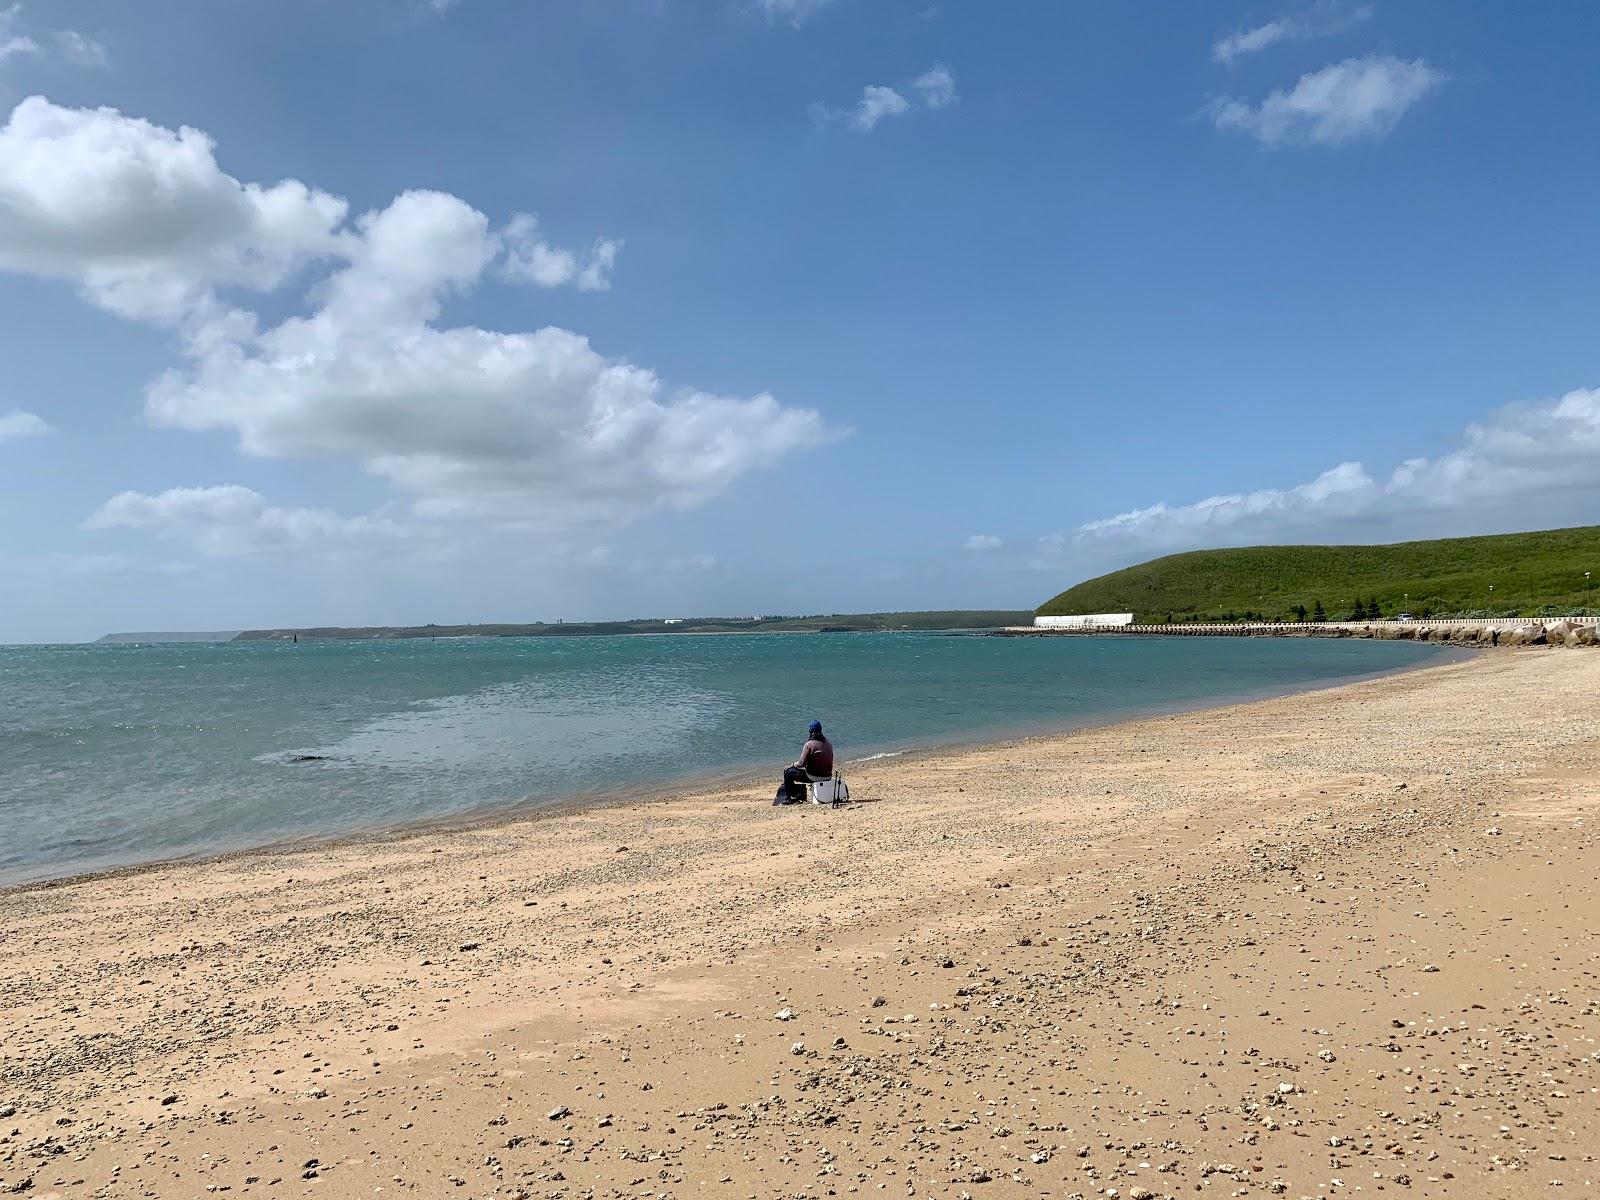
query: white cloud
[
  {"left": 820, "top": 64, "right": 957, "bottom": 133},
  {"left": 1210, "top": 55, "right": 1445, "bottom": 146},
  {"left": 1214, "top": 24, "right": 1286, "bottom": 64},
  {"left": 756, "top": 0, "right": 832, "bottom": 28},
  {"left": 1212, "top": 3, "right": 1372, "bottom": 66},
  {"left": 0, "top": 407, "right": 50, "bottom": 441},
  {"left": 53, "top": 30, "right": 106, "bottom": 68},
  {"left": 0, "top": 3, "right": 37, "bottom": 63},
  {"left": 0, "top": 95, "right": 348, "bottom": 323},
  {"left": 0, "top": 7, "right": 106, "bottom": 70},
  {"left": 86, "top": 485, "right": 406, "bottom": 558},
  {"left": 0, "top": 98, "right": 835, "bottom": 531},
  {"left": 140, "top": 193, "right": 831, "bottom": 525},
  {"left": 1044, "top": 387, "right": 1600, "bottom": 558},
  {"left": 499, "top": 214, "right": 620, "bottom": 291},
  {"left": 850, "top": 85, "right": 910, "bottom": 132},
  {"left": 910, "top": 64, "right": 956, "bottom": 110},
  {"left": 963, "top": 534, "right": 1001, "bottom": 552}
]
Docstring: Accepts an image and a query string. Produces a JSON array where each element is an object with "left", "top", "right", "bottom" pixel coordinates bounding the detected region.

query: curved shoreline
[
  {"left": 1, "top": 640, "right": 1460, "bottom": 895},
  {"left": 7, "top": 648, "right": 1599, "bottom": 1199}
]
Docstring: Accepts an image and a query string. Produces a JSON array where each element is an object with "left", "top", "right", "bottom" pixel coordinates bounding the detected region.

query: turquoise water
[{"left": 0, "top": 633, "right": 1445, "bottom": 885}]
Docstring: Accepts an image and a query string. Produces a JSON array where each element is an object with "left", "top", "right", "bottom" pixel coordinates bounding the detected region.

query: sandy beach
[{"left": 3, "top": 648, "right": 1598, "bottom": 1199}]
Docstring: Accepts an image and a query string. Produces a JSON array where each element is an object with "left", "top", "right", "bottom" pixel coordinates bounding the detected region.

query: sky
[{"left": 2, "top": 1, "right": 1599, "bottom": 642}]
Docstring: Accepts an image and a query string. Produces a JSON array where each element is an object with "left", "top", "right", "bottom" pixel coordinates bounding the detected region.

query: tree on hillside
[
  {"left": 1368, "top": 595, "right": 1382, "bottom": 619},
  {"left": 1352, "top": 598, "right": 1368, "bottom": 620},
  {"left": 1293, "top": 603, "right": 1308, "bottom": 623},
  {"left": 1312, "top": 599, "right": 1327, "bottom": 623}
]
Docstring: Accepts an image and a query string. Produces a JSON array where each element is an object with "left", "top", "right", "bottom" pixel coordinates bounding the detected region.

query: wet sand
[{"left": 2, "top": 648, "right": 1597, "bottom": 1199}]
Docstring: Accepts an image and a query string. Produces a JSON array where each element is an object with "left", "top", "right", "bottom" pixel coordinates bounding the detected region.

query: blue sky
[{"left": 2, "top": 1, "right": 1599, "bottom": 641}]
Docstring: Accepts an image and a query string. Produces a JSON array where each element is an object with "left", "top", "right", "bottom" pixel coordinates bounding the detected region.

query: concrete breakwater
[{"left": 999, "top": 617, "right": 1600, "bottom": 647}]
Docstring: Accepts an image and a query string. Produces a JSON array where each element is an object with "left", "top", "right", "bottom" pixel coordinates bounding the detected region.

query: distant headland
[{"left": 1037, "top": 524, "right": 1600, "bottom": 624}]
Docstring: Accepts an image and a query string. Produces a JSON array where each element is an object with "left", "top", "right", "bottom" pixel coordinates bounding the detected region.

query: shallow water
[{"left": 0, "top": 632, "right": 1445, "bottom": 884}]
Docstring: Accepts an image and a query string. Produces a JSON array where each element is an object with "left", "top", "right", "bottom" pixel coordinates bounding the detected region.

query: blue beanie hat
[{"left": 808, "top": 720, "right": 823, "bottom": 735}]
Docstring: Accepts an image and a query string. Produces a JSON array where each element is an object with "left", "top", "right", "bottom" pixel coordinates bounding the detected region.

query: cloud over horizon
[
  {"left": 86, "top": 485, "right": 407, "bottom": 558},
  {"left": 0, "top": 96, "right": 838, "bottom": 551},
  {"left": 1036, "top": 387, "right": 1600, "bottom": 564}
]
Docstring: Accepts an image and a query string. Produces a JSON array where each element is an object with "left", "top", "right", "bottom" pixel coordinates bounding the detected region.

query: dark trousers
[{"left": 775, "top": 766, "right": 812, "bottom": 805}]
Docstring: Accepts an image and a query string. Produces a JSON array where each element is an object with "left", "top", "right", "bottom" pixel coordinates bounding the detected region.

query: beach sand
[{"left": 3, "top": 648, "right": 1598, "bottom": 1199}]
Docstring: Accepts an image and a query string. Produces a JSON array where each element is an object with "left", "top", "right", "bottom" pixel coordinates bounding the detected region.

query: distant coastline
[
  {"left": 95, "top": 610, "right": 1031, "bottom": 644},
  {"left": 94, "top": 630, "right": 241, "bottom": 644}
]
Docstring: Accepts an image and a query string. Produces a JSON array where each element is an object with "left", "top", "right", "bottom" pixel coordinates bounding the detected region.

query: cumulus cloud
[
  {"left": 141, "top": 188, "right": 829, "bottom": 523},
  {"left": 910, "top": 64, "right": 957, "bottom": 109},
  {"left": 0, "top": 97, "right": 835, "bottom": 531},
  {"left": 1041, "top": 387, "right": 1600, "bottom": 559},
  {"left": 1212, "top": 3, "right": 1372, "bottom": 66},
  {"left": 86, "top": 485, "right": 406, "bottom": 557},
  {"left": 1210, "top": 55, "right": 1445, "bottom": 146},
  {"left": 819, "top": 64, "right": 957, "bottom": 133},
  {"left": 499, "top": 214, "right": 620, "bottom": 291},
  {"left": 0, "top": 96, "right": 348, "bottom": 322},
  {"left": 850, "top": 85, "right": 911, "bottom": 132},
  {"left": 963, "top": 534, "right": 1001, "bottom": 552},
  {"left": 0, "top": 407, "right": 50, "bottom": 441}
]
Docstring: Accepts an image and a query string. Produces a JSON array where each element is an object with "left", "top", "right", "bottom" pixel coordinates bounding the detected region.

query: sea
[{"left": 0, "top": 632, "right": 1447, "bottom": 886}]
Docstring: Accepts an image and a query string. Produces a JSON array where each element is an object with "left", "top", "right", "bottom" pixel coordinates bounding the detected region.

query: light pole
[
  {"left": 1488, "top": 584, "right": 1494, "bottom": 615},
  {"left": 1586, "top": 571, "right": 1592, "bottom": 610}
]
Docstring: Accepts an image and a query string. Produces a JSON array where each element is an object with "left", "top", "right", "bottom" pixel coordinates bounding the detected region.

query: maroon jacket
[{"left": 798, "top": 736, "right": 834, "bottom": 777}]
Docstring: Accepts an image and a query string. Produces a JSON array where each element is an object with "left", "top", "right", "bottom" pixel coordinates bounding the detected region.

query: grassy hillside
[
  {"left": 234, "top": 610, "right": 1032, "bottom": 641},
  {"left": 1038, "top": 526, "right": 1600, "bottom": 623}
]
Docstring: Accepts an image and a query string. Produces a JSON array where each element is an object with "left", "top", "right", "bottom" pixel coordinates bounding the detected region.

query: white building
[{"left": 1034, "top": 613, "right": 1134, "bottom": 629}]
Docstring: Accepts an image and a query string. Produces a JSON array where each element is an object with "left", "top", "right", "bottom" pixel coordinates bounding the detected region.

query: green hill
[{"left": 1037, "top": 526, "right": 1600, "bottom": 623}]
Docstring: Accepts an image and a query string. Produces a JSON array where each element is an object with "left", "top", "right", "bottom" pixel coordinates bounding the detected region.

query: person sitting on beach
[{"left": 774, "top": 720, "right": 834, "bottom": 806}]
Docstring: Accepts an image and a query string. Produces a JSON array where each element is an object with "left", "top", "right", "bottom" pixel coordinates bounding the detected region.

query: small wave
[{"left": 847, "top": 750, "right": 905, "bottom": 764}]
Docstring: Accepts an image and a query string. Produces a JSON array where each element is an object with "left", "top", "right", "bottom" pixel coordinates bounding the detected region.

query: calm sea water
[{"left": 0, "top": 633, "right": 1445, "bottom": 885}]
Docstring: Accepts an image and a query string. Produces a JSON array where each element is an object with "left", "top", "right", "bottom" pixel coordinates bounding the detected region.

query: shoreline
[
  {"left": 1, "top": 640, "right": 1460, "bottom": 895},
  {"left": 4, "top": 648, "right": 1598, "bottom": 1198},
  {"left": 1002, "top": 615, "right": 1600, "bottom": 647}
]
